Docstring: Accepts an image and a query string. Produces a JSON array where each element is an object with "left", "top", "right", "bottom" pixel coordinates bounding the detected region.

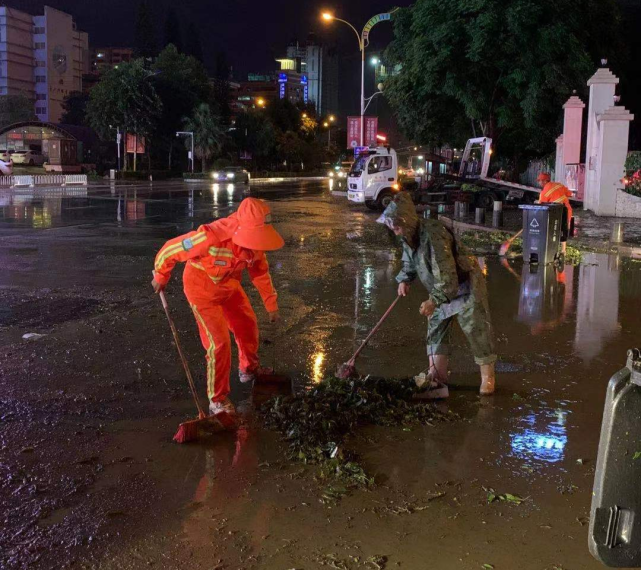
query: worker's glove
[
  {"left": 268, "top": 310, "right": 281, "bottom": 323},
  {"left": 419, "top": 299, "right": 436, "bottom": 318},
  {"left": 398, "top": 282, "right": 410, "bottom": 297},
  {"left": 151, "top": 278, "right": 165, "bottom": 294}
]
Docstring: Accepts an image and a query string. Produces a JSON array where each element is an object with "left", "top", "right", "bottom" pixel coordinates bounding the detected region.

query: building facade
[
  {"left": 91, "top": 47, "right": 133, "bottom": 74},
  {"left": 277, "top": 35, "right": 338, "bottom": 116},
  {"left": 0, "top": 6, "right": 89, "bottom": 124}
]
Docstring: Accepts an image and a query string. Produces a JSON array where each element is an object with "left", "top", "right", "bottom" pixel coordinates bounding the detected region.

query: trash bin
[
  {"left": 519, "top": 204, "right": 563, "bottom": 265},
  {"left": 589, "top": 349, "right": 641, "bottom": 567}
]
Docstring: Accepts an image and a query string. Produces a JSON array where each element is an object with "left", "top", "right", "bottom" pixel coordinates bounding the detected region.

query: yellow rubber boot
[{"left": 479, "top": 363, "right": 496, "bottom": 396}]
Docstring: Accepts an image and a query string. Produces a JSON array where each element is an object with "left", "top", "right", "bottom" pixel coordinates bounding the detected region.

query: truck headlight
[
  {"left": 329, "top": 171, "right": 334, "bottom": 178},
  {"left": 212, "top": 172, "right": 219, "bottom": 178},
  {"left": 338, "top": 171, "right": 346, "bottom": 178},
  {"left": 227, "top": 172, "right": 235, "bottom": 179}
]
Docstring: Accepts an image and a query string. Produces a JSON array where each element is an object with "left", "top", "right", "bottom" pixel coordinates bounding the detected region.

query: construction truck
[
  {"left": 347, "top": 146, "right": 400, "bottom": 210},
  {"left": 456, "top": 137, "right": 542, "bottom": 206}
]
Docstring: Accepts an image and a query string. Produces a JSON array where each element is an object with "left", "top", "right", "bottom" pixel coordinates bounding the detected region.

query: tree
[
  {"left": 0, "top": 95, "right": 36, "bottom": 127},
  {"left": 211, "top": 51, "right": 232, "bottom": 125},
  {"left": 134, "top": 0, "right": 158, "bottom": 59},
  {"left": 151, "top": 45, "right": 211, "bottom": 168},
  {"left": 60, "top": 92, "right": 88, "bottom": 125},
  {"left": 276, "top": 131, "right": 312, "bottom": 170},
  {"left": 385, "top": 0, "right": 623, "bottom": 154},
  {"left": 267, "top": 99, "right": 301, "bottom": 133},
  {"left": 164, "top": 7, "right": 183, "bottom": 52},
  {"left": 183, "top": 103, "right": 225, "bottom": 171},
  {"left": 185, "top": 22, "right": 204, "bottom": 63},
  {"left": 86, "top": 60, "right": 162, "bottom": 170},
  {"left": 232, "top": 111, "right": 276, "bottom": 166}
]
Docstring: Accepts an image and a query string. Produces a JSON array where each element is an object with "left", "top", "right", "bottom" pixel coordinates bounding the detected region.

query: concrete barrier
[
  {"left": 62, "top": 174, "right": 88, "bottom": 186},
  {"left": 12, "top": 175, "right": 34, "bottom": 188}
]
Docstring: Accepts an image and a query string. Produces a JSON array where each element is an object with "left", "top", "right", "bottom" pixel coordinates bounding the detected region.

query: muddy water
[{"left": 1, "top": 181, "right": 640, "bottom": 569}]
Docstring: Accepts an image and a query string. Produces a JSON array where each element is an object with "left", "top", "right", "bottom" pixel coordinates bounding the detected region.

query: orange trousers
[{"left": 184, "top": 266, "right": 259, "bottom": 402}]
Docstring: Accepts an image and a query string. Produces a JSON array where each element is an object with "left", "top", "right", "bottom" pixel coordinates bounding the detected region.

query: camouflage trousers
[{"left": 426, "top": 279, "right": 497, "bottom": 366}]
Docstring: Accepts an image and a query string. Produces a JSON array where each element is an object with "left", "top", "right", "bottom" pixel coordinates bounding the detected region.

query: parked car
[
  {"left": 211, "top": 166, "right": 250, "bottom": 184},
  {"left": 11, "top": 150, "right": 46, "bottom": 166}
]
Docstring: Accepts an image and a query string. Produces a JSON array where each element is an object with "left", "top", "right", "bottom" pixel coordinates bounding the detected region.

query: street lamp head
[
  {"left": 323, "top": 121, "right": 329, "bottom": 127},
  {"left": 322, "top": 12, "right": 334, "bottom": 21},
  {"left": 329, "top": 115, "right": 335, "bottom": 122},
  {"left": 302, "top": 113, "right": 308, "bottom": 118},
  {"left": 371, "top": 57, "right": 379, "bottom": 65}
]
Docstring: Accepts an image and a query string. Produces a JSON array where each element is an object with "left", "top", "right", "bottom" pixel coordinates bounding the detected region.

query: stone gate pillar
[
  {"left": 591, "top": 106, "right": 634, "bottom": 216},
  {"left": 584, "top": 68, "right": 619, "bottom": 211},
  {"left": 554, "top": 135, "right": 564, "bottom": 182},
  {"left": 561, "top": 95, "right": 585, "bottom": 174}
]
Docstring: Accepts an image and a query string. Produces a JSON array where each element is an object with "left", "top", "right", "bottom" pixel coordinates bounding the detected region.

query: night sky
[{"left": 8, "top": 0, "right": 413, "bottom": 116}]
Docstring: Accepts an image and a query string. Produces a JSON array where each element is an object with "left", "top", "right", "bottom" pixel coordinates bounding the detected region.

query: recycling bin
[
  {"left": 590, "top": 349, "right": 641, "bottom": 567},
  {"left": 519, "top": 204, "right": 563, "bottom": 265}
]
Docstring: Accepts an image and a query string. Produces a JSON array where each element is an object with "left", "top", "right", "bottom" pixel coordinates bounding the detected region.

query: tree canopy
[
  {"left": 384, "top": 0, "right": 622, "bottom": 154},
  {"left": 86, "top": 59, "right": 162, "bottom": 141},
  {"left": 183, "top": 103, "right": 224, "bottom": 171},
  {"left": 0, "top": 95, "right": 36, "bottom": 128}
]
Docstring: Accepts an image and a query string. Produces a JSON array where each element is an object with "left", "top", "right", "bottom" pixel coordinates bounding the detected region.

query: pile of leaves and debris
[
  {"left": 261, "top": 376, "right": 457, "bottom": 499},
  {"left": 459, "top": 230, "right": 585, "bottom": 265}
]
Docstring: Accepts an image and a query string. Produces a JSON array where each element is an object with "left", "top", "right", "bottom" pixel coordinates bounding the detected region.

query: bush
[
  {"left": 625, "top": 152, "right": 641, "bottom": 172},
  {"left": 183, "top": 172, "right": 209, "bottom": 180}
]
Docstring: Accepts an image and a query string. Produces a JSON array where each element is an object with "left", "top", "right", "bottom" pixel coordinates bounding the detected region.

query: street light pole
[{"left": 322, "top": 11, "right": 395, "bottom": 148}]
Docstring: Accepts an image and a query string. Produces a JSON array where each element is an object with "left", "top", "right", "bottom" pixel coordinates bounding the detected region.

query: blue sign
[
  {"left": 301, "top": 75, "right": 308, "bottom": 85},
  {"left": 303, "top": 85, "right": 308, "bottom": 103},
  {"left": 278, "top": 73, "right": 288, "bottom": 83},
  {"left": 279, "top": 82, "right": 285, "bottom": 99}
]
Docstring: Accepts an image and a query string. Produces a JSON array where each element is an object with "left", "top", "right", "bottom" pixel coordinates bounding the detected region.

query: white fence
[{"left": 0, "top": 174, "right": 88, "bottom": 188}]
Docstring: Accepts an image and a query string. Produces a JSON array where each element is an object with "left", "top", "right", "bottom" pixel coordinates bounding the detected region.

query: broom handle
[
  {"left": 349, "top": 295, "right": 401, "bottom": 364},
  {"left": 159, "top": 291, "right": 206, "bottom": 419},
  {"left": 507, "top": 229, "right": 523, "bottom": 244}
]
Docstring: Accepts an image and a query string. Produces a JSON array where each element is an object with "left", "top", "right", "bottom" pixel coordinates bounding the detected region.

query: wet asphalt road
[{"left": 1, "top": 179, "right": 640, "bottom": 569}]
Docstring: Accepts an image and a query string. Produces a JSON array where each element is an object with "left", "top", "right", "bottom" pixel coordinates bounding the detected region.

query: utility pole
[{"left": 176, "top": 131, "right": 195, "bottom": 173}]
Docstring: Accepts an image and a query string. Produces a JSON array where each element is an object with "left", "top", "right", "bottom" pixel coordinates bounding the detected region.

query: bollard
[
  {"left": 460, "top": 202, "right": 469, "bottom": 217},
  {"left": 493, "top": 200, "right": 503, "bottom": 212},
  {"left": 611, "top": 222, "right": 624, "bottom": 243},
  {"left": 492, "top": 211, "right": 503, "bottom": 228},
  {"left": 454, "top": 201, "right": 461, "bottom": 218},
  {"left": 475, "top": 207, "right": 486, "bottom": 224},
  {"left": 438, "top": 204, "right": 446, "bottom": 214}
]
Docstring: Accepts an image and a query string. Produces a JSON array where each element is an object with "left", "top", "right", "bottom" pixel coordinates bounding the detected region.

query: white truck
[{"left": 347, "top": 146, "right": 399, "bottom": 210}]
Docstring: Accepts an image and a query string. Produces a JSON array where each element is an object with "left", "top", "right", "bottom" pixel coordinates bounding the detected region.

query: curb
[{"left": 440, "top": 214, "right": 641, "bottom": 258}]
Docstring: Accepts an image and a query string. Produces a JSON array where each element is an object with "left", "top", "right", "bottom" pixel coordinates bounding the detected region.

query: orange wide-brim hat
[{"left": 232, "top": 198, "right": 285, "bottom": 251}]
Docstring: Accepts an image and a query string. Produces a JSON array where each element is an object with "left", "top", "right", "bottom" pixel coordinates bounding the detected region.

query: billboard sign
[
  {"left": 347, "top": 116, "right": 361, "bottom": 149},
  {"left": 364, "top": 117, "right": 379, "bottom": 147},
  {"left": 125, "top": 133, "right": 145, "bottom": 154}
]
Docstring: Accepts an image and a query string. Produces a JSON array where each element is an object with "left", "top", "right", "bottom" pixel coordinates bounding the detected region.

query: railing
[{"left": 0, "top": 174, "right": 88, "bottom": 188}]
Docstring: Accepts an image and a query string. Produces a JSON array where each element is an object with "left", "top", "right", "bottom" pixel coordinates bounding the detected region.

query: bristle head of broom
[
  {"left": 173, "top": 419, "right": 200, "bottom": 443},
  {"left": 335, "top": 363, "right": 358, "bottom": 380}
]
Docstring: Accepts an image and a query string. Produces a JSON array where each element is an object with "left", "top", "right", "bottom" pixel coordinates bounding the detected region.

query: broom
[
  {"left": 499, "top": 229, "right": 523, "bottom": 257},
  {"left": 336, "top": 295, "right": 401, "bottom": 379},
  {"left": 159, "top": 291, "right": 232, "bottom": 443}
]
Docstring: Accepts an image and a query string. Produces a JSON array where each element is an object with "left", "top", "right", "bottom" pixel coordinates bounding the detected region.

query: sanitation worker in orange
[
  {"left": 151, "top": 198, "right": 284, "bottom": 415},
  {"left": 537, "top": 172, "right": 573, "bottom": 255}
]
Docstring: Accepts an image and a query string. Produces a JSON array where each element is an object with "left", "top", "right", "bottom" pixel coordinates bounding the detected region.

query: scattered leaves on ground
[
  {"left": 485, "top": 487, "right": 526, "bottom": 505},
  {"left": 633, "top": 451, "right": 641, "bottom": 460},
  {"left": 261, "top": 376, "right": 457, "bottom": 497}
]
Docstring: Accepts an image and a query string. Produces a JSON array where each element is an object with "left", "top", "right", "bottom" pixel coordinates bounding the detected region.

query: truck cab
[{"left": 347, "top": 146, "right": 399, "bottom": 210}]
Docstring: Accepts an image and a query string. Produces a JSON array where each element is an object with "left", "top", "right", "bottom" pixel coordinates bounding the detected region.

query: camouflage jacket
[{"left": 396, "top": 219, "right": 479, "bottom": 307}]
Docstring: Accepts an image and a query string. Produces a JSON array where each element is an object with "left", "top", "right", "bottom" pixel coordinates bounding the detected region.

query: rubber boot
[
  {"left": 414, "top": 355, "right": 449, "bottom": 388},
  {"left": 479, "top": 363, "right": 496, "bottom": 396}
]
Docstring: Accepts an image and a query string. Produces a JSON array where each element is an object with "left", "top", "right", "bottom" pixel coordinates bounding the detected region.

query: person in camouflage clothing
[{"left": 377, "top": 192, "right": 496, "bottom": 398}]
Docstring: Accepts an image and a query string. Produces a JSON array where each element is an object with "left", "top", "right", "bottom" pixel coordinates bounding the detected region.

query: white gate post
[
  {"left": 584, "top": 68, "right": 619, "bottom": 211},
  {"left": 592, "top": 106, "right": 634, "bottom": 216},
  {"left": 554, "top": 135, "right": 564, "bottom": 182}
]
